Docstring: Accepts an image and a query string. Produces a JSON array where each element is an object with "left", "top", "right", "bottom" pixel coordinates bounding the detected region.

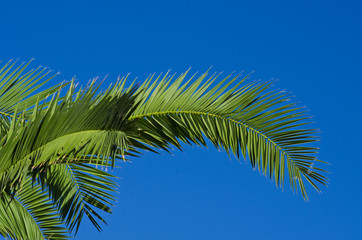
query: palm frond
[
  {"left": 128, "top": 71, "right": 328, "bottom": 200},
  {"left": 0, "top": 59, "right": 66, "bottom": 119},
  {"left": 0, "top": 63, "right": 329, "bottom": 238},
  {"left": 0, "top": 177, "right": 69, "bottom": 239},
  {"left": 0, "top": 77, "right": 136, "bottom": 235},
  {"left": 39, "top": 163, "right": 118, "bottom": 234},
  {"left": 0, "top": 78, "right": 138, "bottom": 194}
]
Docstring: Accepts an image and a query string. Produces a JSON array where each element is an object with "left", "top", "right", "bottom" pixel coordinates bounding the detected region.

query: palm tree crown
[{"left": 0, "top": 60, "right": 328, "bottom": 239}]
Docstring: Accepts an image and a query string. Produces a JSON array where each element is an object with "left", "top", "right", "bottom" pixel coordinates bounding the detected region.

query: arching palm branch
[{"left": 0, "top": 61, "right": 328, "bottom": 239}]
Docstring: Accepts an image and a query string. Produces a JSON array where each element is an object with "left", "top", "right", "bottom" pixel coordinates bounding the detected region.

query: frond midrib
[
  {"left": 129, "top": 110, "right": 293, "bottom": 164},
  {"left": 66, "top": 164, "right": 82, "bottom": 200},
  {"left": 2, "top": 129, "right": 125, "bottom": 174}
]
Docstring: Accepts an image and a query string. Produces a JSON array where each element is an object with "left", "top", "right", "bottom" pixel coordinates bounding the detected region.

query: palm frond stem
[{"left": 129, "top": 110, "right": 298, "bottom": 170}]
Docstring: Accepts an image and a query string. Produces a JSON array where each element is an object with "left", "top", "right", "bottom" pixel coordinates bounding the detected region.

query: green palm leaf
[
  {"left": 0, "top": 60, "right": 329, "bottom": 238},
  {"left": 0, "top": 79, "right": 134, "bottom": 173},
  {"left": 0, "top": 177, "right": 69, "bottom": 239},
  {"left": 41, "top": 163, "right": 118, "bottom": 234},
  {"left": 0, "top": 60, "right": 65, "bottom": 118},
  {"left": 128, "top": 71, "right": 328, "bottom": 200},
  {"left": 0, "top": 78, "right": 134, "bottom": 237}
]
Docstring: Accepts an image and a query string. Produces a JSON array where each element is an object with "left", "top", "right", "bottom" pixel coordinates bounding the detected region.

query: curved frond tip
[{"left": 128, "top": 70, "right": 328, "bottom": 200}]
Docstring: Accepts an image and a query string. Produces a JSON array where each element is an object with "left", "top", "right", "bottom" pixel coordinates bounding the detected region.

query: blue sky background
[{"left": 1, "top": 0, "right": 362, "bottom": 239}]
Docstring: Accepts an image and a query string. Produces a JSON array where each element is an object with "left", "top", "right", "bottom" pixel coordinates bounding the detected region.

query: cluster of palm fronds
[{"left": 0, "top": 60, "right": 328, "bottom": 239}]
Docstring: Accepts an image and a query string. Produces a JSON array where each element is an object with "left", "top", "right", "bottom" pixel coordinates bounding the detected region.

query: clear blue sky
[{"left": 1, "top": 0, "right": 362, "bottom": 239}]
